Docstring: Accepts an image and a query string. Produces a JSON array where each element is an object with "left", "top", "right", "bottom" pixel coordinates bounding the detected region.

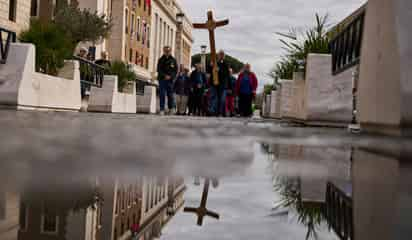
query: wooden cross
[
  {"left": 184, "top": 178, "right": 220, "bottom": 226},
  {"left": 193, "top": 11, "right": 229, "bottom": 86}
]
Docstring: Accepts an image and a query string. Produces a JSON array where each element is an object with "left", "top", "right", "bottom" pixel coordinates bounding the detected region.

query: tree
[
  {"left": 108, "top": 61, "right": 137, "bottom": 92},
  {"left": 191, "top": 53, "right": 245, "bottom": 73},
  {"left": 271, "top": 14, "right": 331, "bottom": 80},
  {"left": 19, "top": 19, "right": 74, "bottom": 75},
  {"left": 54, "top": 1, "right": 112, "bottom": 49}
]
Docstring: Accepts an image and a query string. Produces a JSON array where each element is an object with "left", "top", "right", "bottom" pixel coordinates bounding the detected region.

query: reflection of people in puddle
[{"left": 185, "top": 177, "right": 220, "bottom": 226}]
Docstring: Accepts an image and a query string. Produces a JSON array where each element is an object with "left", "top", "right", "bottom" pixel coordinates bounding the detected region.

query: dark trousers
[
  {"left": 239, "top": 93, "right": 253, "bottom": 117},
  {"left": 209, "top": 85, "right": 227, "bottom": 116},
  {"left": 159, "top": 80, "right": 174, "bottom": 111},
  {"left": 189, "top": 89, "right": 203, "bottom": 116}
]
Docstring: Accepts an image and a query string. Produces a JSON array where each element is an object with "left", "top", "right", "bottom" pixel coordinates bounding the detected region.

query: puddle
[{"left": 0, "top": 110, "right": 411, "bottom": 239}]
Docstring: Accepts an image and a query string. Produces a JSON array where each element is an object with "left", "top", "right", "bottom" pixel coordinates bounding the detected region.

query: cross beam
[
  {"left": 193, "top": 11, "right": 229, "bottom": 86},
  {"left": 184, "top": 178, "right": 220, "bottom": 226}
]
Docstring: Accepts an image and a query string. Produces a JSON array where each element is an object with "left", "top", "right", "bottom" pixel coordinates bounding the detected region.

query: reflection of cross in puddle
[{"left": 184, "top": 178, "right": 220, "bottom": 226}]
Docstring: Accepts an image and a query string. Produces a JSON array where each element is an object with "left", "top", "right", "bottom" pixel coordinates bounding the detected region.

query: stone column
[{"left": 358, "top": 0, "right": 412, "bottom": 136}]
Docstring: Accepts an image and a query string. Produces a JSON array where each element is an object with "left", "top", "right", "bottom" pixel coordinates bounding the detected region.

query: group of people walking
[{"left": 157, "top": 46, "right": 258, "bottom": 117}]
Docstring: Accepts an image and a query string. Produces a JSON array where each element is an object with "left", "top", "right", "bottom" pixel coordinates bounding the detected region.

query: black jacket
[
  {"left": 208, "top": 59, "right": 230, "bottom": 88},
  {"left": 157, "top": 55, "right": 178, "bottom": 81}
]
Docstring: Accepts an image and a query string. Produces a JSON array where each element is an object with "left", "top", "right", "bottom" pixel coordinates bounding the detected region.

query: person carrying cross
[{"left": 208, "top": 50, "right": 230, "bottom": 117}]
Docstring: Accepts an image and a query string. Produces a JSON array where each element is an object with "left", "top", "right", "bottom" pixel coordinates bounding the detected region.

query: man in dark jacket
[
  {"left": 189, "top": 63, "right": 206, "bottom": 116},
  {"left": 208, "top": 50, "right": 230, "bottom": 116},
  {"left": 157, "top": 46, "right": 178, "bottom": 115}
]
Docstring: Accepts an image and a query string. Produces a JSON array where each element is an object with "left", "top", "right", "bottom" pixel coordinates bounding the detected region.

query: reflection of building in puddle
[
  {"left": 184, "top": 178, "right": 220, "bottom": 226},
  {"left": 0, "top": 191, "right": 20, "bottom": 240},
  {"left": 11, "top": 176, "right": 185, "bottom": 240},
  {"left": 352, "top": 148, "right": 412, "bottom": 240}
]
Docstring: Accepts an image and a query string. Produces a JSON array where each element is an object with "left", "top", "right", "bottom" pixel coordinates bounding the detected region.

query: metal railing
[
  {"left": 325, "top": 182, "right": 354, "bottom": 240},
  {"left": 0, "top": 27, "right": 17, "bottom": 64},
  {"left": 73, "top": 55, "right": 106, "bottom": 87},
  {"left": 330, "top": 9, "right": 365, "bottom": 75}
]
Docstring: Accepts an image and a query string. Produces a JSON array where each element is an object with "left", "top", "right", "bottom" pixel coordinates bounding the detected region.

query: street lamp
[
  {"left": 201, "top": 45, "right": 207, "bottom": 54},
  {"left": 176, "top": 13, "right": 185, "bottom": 25},
  {"left": 200, "top": 45, "right": 207, "bottom": 72}
]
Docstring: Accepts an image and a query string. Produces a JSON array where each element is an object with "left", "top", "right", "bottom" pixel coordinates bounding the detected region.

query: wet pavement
[{"left": 0, "top": 110, "right": 411, "bottom": 240}]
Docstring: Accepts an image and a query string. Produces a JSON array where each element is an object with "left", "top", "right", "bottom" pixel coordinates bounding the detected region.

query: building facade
[
  {"left": 0, "top": 0, "right": 31, "bottom": 34},
  {"left": 106, "top": 0, "right": 152, "bottom": 81},
  {"left": 149, "top": 0, "right": 193, "bottom": 81}
]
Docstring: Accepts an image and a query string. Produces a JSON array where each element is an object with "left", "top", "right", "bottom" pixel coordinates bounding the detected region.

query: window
[
  {"left": 114, "top": 228, "right": 117, "bottom": 240},
  {"left": 125, "top": 8, "right": 129, "bottom": 34},
  {"left": 30, "top": 0, "right": 39, "bottom": 17},
  {"left": 142, "top": 22, "right": 146, "bottom": 45},
  {"left": 131, "top": 14, "right": 135, "bottom": 35},
  {"left": 135, "top": 51, "right": 139, "bottom": 65},
  {"left": 147, "top": 26, "right": 150, "bottom": 48},
  {"left": 143, "top": 0, "right": 146, "bottom": 11},
  {"left": 0, "top": 192, "right": 5, "bottom": 220},
  {"left": 41, "top": 208, "right": 59, "bottom": 234},
  {"left": 138, "top": 0, "right": 141, "bottom": 7},
  {"left": 145, "top": 182, "right": 150, "bottom": 212},
  {"left": 140, "top": 55, "right": 144, "bottom": 67},
  {"left": 19, "top": 203, "right": 28, "bottom": 231},
  {"left": 8, "top": 0, "right": 17, "bottom": 21},
  {"left": 136, "top": 18, "right": 141, "bottom": 41},
  {"left": 145, "top": 57, "right": 149, "bottom": 70}
]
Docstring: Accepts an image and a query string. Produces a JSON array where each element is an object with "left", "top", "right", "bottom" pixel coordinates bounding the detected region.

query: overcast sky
[{"left": 178, "top": 0, "right": 366, "bottom": 91}]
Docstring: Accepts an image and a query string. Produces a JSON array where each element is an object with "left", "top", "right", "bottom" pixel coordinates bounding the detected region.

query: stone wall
[
  {"left": 0, "top": 43, "right": 81, "bottom": 111},
  {"left": 0, "top": 0, "right": 31, "bottom": 34},
  {"left": 88, "top": 75, "right": 137, "bottom": 113},
  {"left": 357, "top": 0, "right": 412, "bottom": 135}
]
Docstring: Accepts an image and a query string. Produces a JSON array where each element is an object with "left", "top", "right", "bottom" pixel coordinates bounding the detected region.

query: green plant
[
  {"left": 108, "top": 61, "right": 137, "bottom": 91},
  {"left": 54, "top": 1, "right": 112, "bottom": 48},
  {"left": 274, "top": 177, "right": 326, "bottom": 240},
  {"left": 272, "top": 14, "right": 331, "bottom": 80},
  {"left": 19, "top": 19, "right": 74, "bottom": 75},
  {"left": 264, "top": 84, "right": 274, "bottom": 95}
]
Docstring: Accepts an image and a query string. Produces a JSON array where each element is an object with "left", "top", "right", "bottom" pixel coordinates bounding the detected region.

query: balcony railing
[
  {"left": 0, "top": 27, "right": 17, "bottom": 64},
  {"left": 330, "top": 9, "right": 365, "bottom": 75},
  {"left": 325, "top": 182, "right": 353, "bottom": 240}
]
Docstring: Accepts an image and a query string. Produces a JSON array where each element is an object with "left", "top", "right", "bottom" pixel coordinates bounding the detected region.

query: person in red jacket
[{"left": 235, "top": 63, "right": 258, "bottom": 117}]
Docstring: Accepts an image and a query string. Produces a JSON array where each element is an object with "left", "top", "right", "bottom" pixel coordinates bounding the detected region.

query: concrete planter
[
  {"left": 302, "top": 54, "right": 354, "bottom": 126},
  {"left": 136, "top": 86, "right": 157, "bottom": 114},
  {"left": 269, "top": 90, "right": 281, "bottom": 119},
  {"left": 357, "top": 0, "right": 412, "bottom": 136},
  {"left": 88, "top": 76, "right": 137, "bottom": 114},
  {"left": 0, "top": 43, "right": 81, "bottom": 111}
]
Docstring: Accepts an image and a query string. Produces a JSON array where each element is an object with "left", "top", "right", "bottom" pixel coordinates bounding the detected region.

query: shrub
[
  {"left": 108, "top": 61, "right": 137, "bottom": 91},
  {"left": 54, "top": 1, "right": 112, "bottom": 48},
  {"left": 19, "top": 19, "right": 74, "bottom": 75},
  {"left": 271, "top": 14, "right": 331, "bottom": 80}
]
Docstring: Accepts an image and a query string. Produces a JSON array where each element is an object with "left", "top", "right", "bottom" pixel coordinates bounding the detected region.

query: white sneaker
[{"left": 159, "top": 111, "right": 165, "bottom": 116}]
